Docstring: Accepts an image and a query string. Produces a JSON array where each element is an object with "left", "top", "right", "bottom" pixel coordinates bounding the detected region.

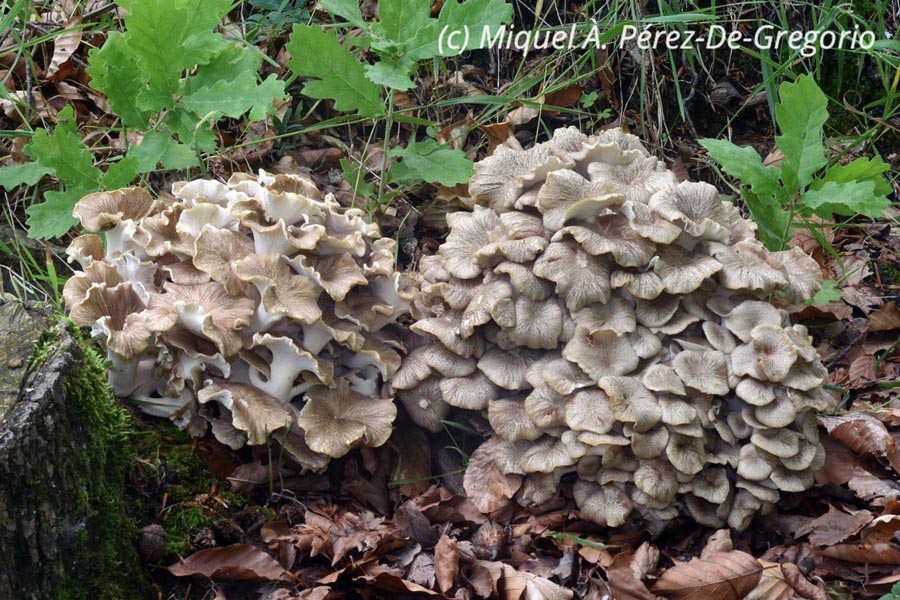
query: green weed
[{"left": 700, "top": 74, "right": 892, "bottom": 252}]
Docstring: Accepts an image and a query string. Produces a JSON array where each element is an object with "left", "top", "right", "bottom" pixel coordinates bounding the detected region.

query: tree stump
[{"left": 0, "top": 299, "right": 146, "bottom": 599}]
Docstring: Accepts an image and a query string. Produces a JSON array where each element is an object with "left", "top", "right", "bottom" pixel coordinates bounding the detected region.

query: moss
[
  {"left": 127, "top": 419, "right": 249, "bottom": 563},
  {"left": 49, "top": 321, "right": 148, "bottom": 599}
]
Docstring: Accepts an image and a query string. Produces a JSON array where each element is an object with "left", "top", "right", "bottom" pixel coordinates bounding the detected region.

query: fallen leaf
[
  {"left": 744, "top": 560, "right": 795, "bottom": 600},
  {"left": 435, "top": 534, "right": 460, "bottom": 593},
  {"left": 651, "top": 550, "right": 763, "bottom": 600},
  {"left": 543, "top": 85, "right": 584, "bottom": 112},
  {"left": 168, "top": 543, "right": 286, "bottom": 580},
  {"left": 701, "top": 530, "right": 734, "bottom": 559},
  {"left": 822, "top": 413, "right": 900, "bottom": 471},
  {"left": 806, "top": 507, "right": 873, "bottom": 547},
  {"left": 606, "top": 550, "right": 659, "bottom": 600},
  {"left": 867, "top": 301, "right": 900, "bottom": 331},
  {"left": 463, "top": 438, "right": 523, "bottom": 513},
  {"left": 819, "top": 542, "right": 900, "bottom": 564},
  {"left": 847, "top": 467, "right": 900, "bottom": 506},
  {"left": 469, "top": 560, "right": 504, "bottom": 598},
  {"left": 781, "top": 563, "right": 829, "bottom": 600},
  {"left": 46, "top": 16, "right": 83, "bottom": 81}
]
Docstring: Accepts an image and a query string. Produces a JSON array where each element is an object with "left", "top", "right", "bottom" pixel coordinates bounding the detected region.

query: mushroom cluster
[
  {"left": 392, "top": 127, "right": 836, "bottom": 531},
  {"left": 63, "top": 171, "right": 411, "bottom": 471}
]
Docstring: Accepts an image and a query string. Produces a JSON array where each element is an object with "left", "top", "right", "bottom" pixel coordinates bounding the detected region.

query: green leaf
[
  {"left": 116, "top": 0, "right": 230, "bottom": 109},
  {"left": 388, "top": 139, "right": 473, "bottom": 186},
  {"left": 820, "top": 156, "right": 893, "bottom": 198},
  {"left": 365, "top": 60, "right": 416, "bottom": 91},
  {"left": 775, "top": 75, "right": 828, "bottom": 192},
  {"left": 103, "top": 156, "right": 140, "bottom": 189},
  {"left": 340, "top": 158, "right": 375, "bottom": 201},
  {"left": 287, "top": 25, "right": 385, "bottom": 118},
  {"left": 378, "top": 0, "right": 431, "bottom": 44},
  {"left": 800, "top": 180, "right": 888, "bottom": 219},
  {"left": 127, "top": 130, "right": 198, "bottom": 172},
  {"left": 86, "top": 34, "right": 154, "bottom": 129},
  {"left": 25, "top": 188, "right": 84, "bottom": 239},
  {"left": 182, "top": 72, "right": 286, "bottom": 121},
  {"left": 699, "top": 138, "right": 791, "bottom": 250},
  {"left": 319, "top": 0, "right": 368, "bottom": 30},
  {"left": 26, "top": 106, "right": 103, "bottom": 191},
  {"left": 405, "top": 0, "right": 513, "bottom": 60},
  {"left": 808, "top": 279, "right": 842, "bottom": 305},
  {"left": 0, "top": 162, "right": 54, "bottom": 189}
]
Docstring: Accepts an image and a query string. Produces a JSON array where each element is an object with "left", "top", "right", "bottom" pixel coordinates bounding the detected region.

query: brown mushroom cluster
[
  {"left": 63, "top": 171, "right": 411, "bottom": 470},
  {"left": 392, "top": 127, "right": 836, "bottom": 531}
]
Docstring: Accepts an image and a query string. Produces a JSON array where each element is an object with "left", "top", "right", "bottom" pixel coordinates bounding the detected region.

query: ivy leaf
[
  {"left": 699, "top": 138, "right": 791, "bottom": 250},
  {"left": 775, "top": 74, "right": 828, "bottom": 193},
  {"left": 182, "top": 72, "right": 286, "bottom": 121},
  {"left": 25, "top": 188, "right": 83, "bottom": 239},
  {"left": 26, "top": 106, "right": 103, "bottom": 191},
  {"left": 287, "top": 25, "right": 385, "bottom": 118},
  {"left": 800, "top": 180, "right": 888, "bottom": 219},
  {"left": 388, "top": 139, "right": 473, "bottom": 186},
  {"left": 0, "top": 162, "right": 54, "bottom": 189}
]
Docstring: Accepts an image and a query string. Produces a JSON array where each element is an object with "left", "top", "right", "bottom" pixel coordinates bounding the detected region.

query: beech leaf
[
  {"left": 168, "top": 543, "right": 285, "bottom": 580},
  {"left": 652, "top": 550, "right": 763, "bottom": 600}
]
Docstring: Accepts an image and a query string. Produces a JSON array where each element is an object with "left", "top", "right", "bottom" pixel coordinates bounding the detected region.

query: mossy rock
[{"left": 0, "top": 299, "right": 147, "bottom": 599}]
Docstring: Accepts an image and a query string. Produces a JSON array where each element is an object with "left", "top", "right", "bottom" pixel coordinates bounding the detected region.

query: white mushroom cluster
[
  {"left": 392, "top": 127, "right": 836, "bottom": 531},
  {"left": 63, "top": 172, "right": 410, "bottom": 471}
]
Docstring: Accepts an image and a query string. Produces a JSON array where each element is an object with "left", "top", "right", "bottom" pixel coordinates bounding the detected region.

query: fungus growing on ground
[
  {"left": 64, "top": 172, "right": 410, "bottom": 470},
  {"left": 393, "top": 127, "right": 836, "bottom": 531}
]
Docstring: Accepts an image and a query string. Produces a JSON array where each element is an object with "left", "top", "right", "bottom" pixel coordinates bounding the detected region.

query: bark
[{"left": 0, "top": 299, "right": 146, "bottom": 599}]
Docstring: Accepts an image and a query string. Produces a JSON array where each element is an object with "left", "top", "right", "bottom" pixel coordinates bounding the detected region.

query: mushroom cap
[
  {"left": 391, "top": 343, "right": 477, "bottom": 390},
  {"left": 477, "top": 347, "right": 541, "bottom": 390},
  {"left": 533, "top": 240, "right": 611, "bottom": 311},
  {"left": 489, "top": 397, "right": 543, "bottom": 442},
  {"left": 649, "top": 182, "right": 733, "bottom": 242},
  {"left": 73, "top": 187, "right": 157, "bottom": 232},
  {"left": 296, "top": 382, "right": 396, "bottom": 458},
  {"left": 564, "top": 328, "right": 639, "bottom": 380},
  {"left": 198, "top": 382, "right": 293, "bottom": 446},
  {"left": 634, "top": 460, "right": 679, "bottom": 503},
  {"left": 572, "top": 480, "right": 633, "bottom": 527},
  {"left": 673, "top": 349, "right": 729, "bottom": 395}
]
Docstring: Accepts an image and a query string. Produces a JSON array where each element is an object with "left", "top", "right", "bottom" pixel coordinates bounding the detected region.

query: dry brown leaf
[
  {"left": 168, "top": 543, "right": 286, "bottom": 580},
  {"left": 824, "top": 413, "right": 900, "bottom": 472},
  {"left": 437, "top": 113, "right": 475, "bottom": 150},
  {"left": 435, "top": 534, "right": 460, "bottom": 593},
  {"left": 818, "top": 542, "right": 900, "bottom": 564},
  {"left": 368, "top": 572, "right": 439, "bottom": 595},
  {"left": 463, "top": 438, "right": 523, "bottom": 513},
  {"left": 701, "top": 530, "right": 734, "bottom": 559},
  {"left": 390, "top": 426, "right": 434, "bottom": 498},
  {"left": 744, "top": 561, "right": 796, "bottom": 600},
  {"left": 847, "top": 354, "right": 876, "bottom": 386},
  {"left": 652, "top": 550, "right": 763, "bottom": 600},
  {"left": 847, "top": 467, "right": 900, "bottom": 506},
  {"left": 781, "top": 564, "right": 829, "bottom": 600},
  {"left": 867, "top": 301, "right": 900, "bottom": 331},
  {"left": 607, "top": 550, "right": 660, "bottom": 600},
  {"left": 814, "top": 435, "right": 860, "bottom": 486},
  {"left": 469, "top": 560, "right": 503, "bottom": 598},
  {"left": 507, "top": 104, "right": 540, "bottom": 127},
  {"left": 46, "top": 16, "right": 83, "bottom": 81},
  {"left": 806, "top": 507, "right": 873, "bottom": 547},
  {"left": 499, "top": 563, "right": 573, "bottom": 600},
  {"left": 543, "top": 85, "right": 584, "bottom": 112}
]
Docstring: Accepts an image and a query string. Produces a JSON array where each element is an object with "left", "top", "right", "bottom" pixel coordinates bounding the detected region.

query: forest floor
[{"left": 2, "top": 1, "right": 900, "bottom": 598}]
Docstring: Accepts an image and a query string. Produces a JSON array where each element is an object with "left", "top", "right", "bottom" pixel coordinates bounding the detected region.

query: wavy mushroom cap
[{"left": 396, "top": 126, "right": 834, "bottom": 531}]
